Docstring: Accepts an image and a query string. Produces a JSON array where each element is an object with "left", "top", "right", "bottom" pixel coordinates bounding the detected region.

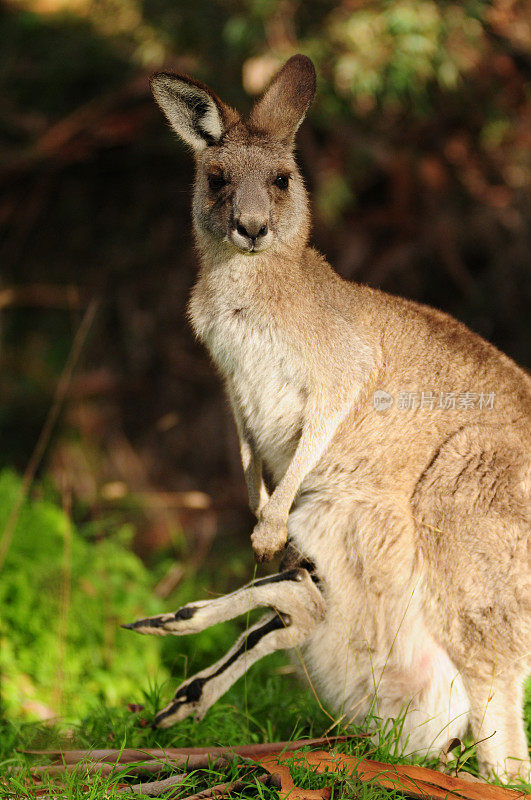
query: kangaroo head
[{"left": 151, "top": 55, "right": 316, "bottom": 256}]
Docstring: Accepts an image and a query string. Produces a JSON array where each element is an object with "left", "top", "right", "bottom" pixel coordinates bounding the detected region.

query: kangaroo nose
[{"left": 235, "top": 218, "right": 268, "bottom": 241}]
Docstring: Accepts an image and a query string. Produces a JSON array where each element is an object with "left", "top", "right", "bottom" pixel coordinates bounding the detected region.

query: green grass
[
  {"left": 0, "top": 658, "right": 342, "bottom": 799},
  {"left": 0, "top": 673, "right": 436, "bottom": 799},
  {"left": 2, "top": 663, "right": 531, "bottom": 798}
]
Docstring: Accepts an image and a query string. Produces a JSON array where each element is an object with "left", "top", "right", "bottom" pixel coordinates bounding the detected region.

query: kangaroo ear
[
  {"left": 151, "top": 72, "right": 238, "bottom": 151},
  {"left": 248, "top": 55, "right": 316, "bottom": 145}
]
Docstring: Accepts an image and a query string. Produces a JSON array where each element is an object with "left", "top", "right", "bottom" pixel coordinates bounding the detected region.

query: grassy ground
[
  {"left": 2, "top": 639, "right": 531, "bottom": 798},
  {"left": 0, "top": 651, "right": 391, "bottom": 799},
  {"left": 1, "top": 471, "right": 530, "bottom": 797},
  {"left": 0, "top": 662, "right": 475, "bottom": 799}
]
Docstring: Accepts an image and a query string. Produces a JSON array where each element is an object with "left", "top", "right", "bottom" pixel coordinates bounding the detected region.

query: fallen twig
[
  {"left": 29, "top": 755, "right": 230, "bottom": 776},
  {"left": 117, "top": 771, "right": 187, "bottom": 796},
  {"left": 21, "top": 734, "right": 361, "bottom": 765},
  {"left": 31, "top": 761, "right": 121, "bottom": 778}
]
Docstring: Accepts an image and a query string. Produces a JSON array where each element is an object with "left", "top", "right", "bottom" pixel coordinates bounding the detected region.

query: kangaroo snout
[
  {"left": 231, "top": 214, "right": 270, "bottom": 252},
  {"left": 231, "top": 188, "right": 271, "bottom": 252},
  {"left": 236, "top": 218, "right": 268, "bottom": 240}
]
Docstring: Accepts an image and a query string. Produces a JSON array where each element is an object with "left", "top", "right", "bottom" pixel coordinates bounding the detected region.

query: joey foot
[{"left": 251, "top": 516, "right": 288, "bottom": 561}]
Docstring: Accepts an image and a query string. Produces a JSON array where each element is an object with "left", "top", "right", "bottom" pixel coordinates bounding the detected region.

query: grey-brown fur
[{"left": 130, "top": 55, "right": 530, "bottom": 781}]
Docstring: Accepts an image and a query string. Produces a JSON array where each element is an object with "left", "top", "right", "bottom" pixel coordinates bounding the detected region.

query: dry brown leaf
[
  {"left": 258, "top": 757, "right": 331, "bottom": 800},
  {"left": 176, "top": 772, "right": 282, "bottom": 800},
  {"left": 259, "top": 750, "right": 531, "bottom": 800}
]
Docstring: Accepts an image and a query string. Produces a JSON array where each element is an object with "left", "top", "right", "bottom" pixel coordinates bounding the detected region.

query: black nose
[{"left": 235, "top": 220, "right": 268, "bottom": 241}]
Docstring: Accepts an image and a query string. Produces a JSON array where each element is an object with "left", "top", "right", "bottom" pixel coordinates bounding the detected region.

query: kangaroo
[{"left": 126, "top": 56, "right": 531, "bottom": 781}]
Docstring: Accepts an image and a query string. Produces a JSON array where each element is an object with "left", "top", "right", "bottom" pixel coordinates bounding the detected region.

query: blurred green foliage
[
  {"left": 0, "top": 469, "right": 166, "bottom": 718},
  {"left": 326, "top": 2, "right": 485, "bottom": 107}
]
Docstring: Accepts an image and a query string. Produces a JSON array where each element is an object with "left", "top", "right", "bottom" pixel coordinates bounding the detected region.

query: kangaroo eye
[
  {"left": 208, "top": 174, "right": 226, "bottom": 192},
  {"left": 274, "top": 174, "right": 289, "bottom": 190}
]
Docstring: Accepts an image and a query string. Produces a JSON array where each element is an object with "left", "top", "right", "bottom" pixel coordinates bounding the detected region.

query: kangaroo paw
[
  {"left": 154, "top": 677, "right": 207, "bottom": 727},
  {"left": 122, "top": 604, "right": 200, "bottom": 636}
]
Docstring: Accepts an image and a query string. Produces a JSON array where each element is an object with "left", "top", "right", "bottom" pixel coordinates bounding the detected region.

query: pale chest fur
[{"left": 189, "top": 267, "right": 307, "bottom": 482}]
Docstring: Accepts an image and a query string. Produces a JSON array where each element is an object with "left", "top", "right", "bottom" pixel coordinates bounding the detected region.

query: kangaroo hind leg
[
  {"left": 156, "top": 609, "right": 309, "bottom": 727},
  {"left": 124, "top": 568, "right": 325, "bottom": 727},
  {"left": 123, "top": 567, "right": 322, "bottom": 636}
]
